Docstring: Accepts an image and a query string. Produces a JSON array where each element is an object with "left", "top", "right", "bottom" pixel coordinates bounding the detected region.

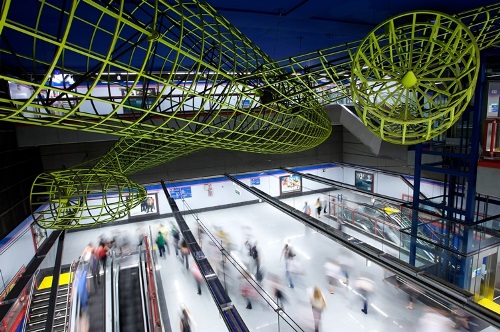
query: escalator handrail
[
  {"left": 112, "top": 250, "right": 120, "bottom": 332},
  {"left": 63, "top": 258, "right": 79, "bottom": 332},
  {"left": 138, "top": 244, "right": 150, "bottom": 332},
  {"left": 20, "top": 268, "right": 40, "bottom": 332},
  {"left": 143, "top": 235, "right": 162, "bottom": 331}
]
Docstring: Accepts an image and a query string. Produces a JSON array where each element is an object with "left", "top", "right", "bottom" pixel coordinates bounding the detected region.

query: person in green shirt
[{"left": 156, "top": 231, "right": 166, "bottom": 258}]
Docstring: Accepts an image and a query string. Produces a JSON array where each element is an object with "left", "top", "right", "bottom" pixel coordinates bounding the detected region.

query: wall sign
[
  {"left": 250, "top": 177, "right": 260, "bottom": 185},
  {"left": 355, "top": 171, "right": 374, "bottom": 192},
  {"left": 279, "top": 174, "right": 302, "bottom": 195},
  {"left": 169, "top": 186, "right": 192, "bottom": 200}
]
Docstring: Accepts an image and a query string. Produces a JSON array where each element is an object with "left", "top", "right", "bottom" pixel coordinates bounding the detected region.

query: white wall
[
  {"left": 0, "top": 163, "right": 449, "bottom": 294},
  {"left": 326, "top": 164, "right": 444, "bottom": 203}
]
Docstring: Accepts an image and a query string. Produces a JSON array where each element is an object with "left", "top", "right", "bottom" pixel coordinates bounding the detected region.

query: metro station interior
[{"left": 0, "top": 0, "right": 500, "bottom": 331}]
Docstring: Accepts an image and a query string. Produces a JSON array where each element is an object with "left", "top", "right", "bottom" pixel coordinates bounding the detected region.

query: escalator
[
  {"left": 118, "top": 264, "right": 146, "bottom": 332},
  {"left": 87, "top": 267, "right": 106, "bottom": 332},
  {"left": 355, "top": 203, "right": 436, "bottom": 262},
  {"left": 115, "top": 236, "right": 165, "bottom": 332}
]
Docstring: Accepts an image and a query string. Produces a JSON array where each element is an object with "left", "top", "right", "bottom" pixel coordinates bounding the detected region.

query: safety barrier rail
[
  {"left": 0, "top": 266, "right": 28, "bottom": 331},
  {"left": 0, "top": 266, "right": 26, "bottom": 303},
  {"left": 64, "top": 259, "right": 79, "bottom": 332},
  {"left": 143, "top": 235, "right": 162, "bottom": 331},
  {"left": 160, "top": 180, "right": 250, "bottom": 332},
  {"left": 111, "top": 250, "right": 119, "bottom": 332},
  {"left": 137, "top": 244, "right": 149, "bottom": 332},
  {"left": 20, "top": 269, "right": 40, "bottom": 332}
]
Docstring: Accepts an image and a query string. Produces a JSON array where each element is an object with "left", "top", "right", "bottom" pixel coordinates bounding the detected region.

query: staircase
[{"left": 25, "top": 285, "right": 72, "bottom": 332}]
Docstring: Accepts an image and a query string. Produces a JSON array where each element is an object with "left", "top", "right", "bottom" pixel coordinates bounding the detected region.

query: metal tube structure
[{"left": 0, "top": 0, "right": 499, "bottom": 227}]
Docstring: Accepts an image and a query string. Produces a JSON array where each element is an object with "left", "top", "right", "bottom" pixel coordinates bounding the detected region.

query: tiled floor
[{"left": 63, "top": 192, "right": 498, "bottom": 332}]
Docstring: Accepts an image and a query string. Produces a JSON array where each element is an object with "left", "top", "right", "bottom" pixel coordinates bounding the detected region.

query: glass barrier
[
  {"left": 172, "top": 191, "right": 499, "bottom": 332},
  {"left": 399, "top": 208, "right": 500, "bottom": 298}
]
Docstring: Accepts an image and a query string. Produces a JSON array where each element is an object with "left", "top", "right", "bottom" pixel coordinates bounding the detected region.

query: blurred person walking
[
  {"left": 156, "top": 231, "right": 167, "bottom": 258},
  {"left": 309, "top": 286, "right": 327, "bottom": 332},
  {"left": 172, "top": 225, "right": 181, "bottom": 256},
  {"left": 315, "top": 198, "right": 322, "bottom": 218},
  {"left": 180, "top": 238, "right": 190, "bottom": 269},
  {"left": 250, "top": 243, "right": 261, "bottom": 275},
  {"left": 416, "top": 307, "right": 455, "bottom": 332},
  {"left": 324, "top": 259, "right": 341, "bottom": 294},
  {"left": 81, "top": 242, "right": 94, "bottom": 270},
  {"left": 355, "top": 276, "right": 375, "bottom": 314},
  {"left": 240, "top": 276, "right": 258, "bottom": 309},
  {"left": 302, "top": 202, "right": 311, "bottom": 216},
  {"left": 269, "top": 274, "right": 287, "bottom": 310},
  {"left": 322, "top": 198, "right": 328, "bottom": 214},
  {"left": 159, "top": 223, "right": 170, "bottom": 255},
  {"left": 191, "top": 263, "right": 204, "bottom": 295},
  {"left": 180, "top": 307, "right": 192, "bottom": 332},
  {"left": 281, "top": 242, "right": 296, "bottom": 288}
]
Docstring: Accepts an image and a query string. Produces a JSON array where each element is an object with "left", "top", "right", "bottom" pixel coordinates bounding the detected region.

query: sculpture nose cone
[{"left": 401, "top": 70, "right": 417, "bottom": 88}]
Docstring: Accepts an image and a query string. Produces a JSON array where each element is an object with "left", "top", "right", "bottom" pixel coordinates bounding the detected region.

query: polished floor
[{"left": 62, "top": 193, "right": 499, "bottom": 332}]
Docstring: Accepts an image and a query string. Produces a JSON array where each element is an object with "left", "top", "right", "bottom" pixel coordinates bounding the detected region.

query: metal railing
[
  {"left": 20, "top": 269, "right": 40, "bottom": 332},
  {"left": 64, "top": 258, "right": 80, "bottom": 332},
  {"left": 143, "top": 234, "right": 163, "bottom": 331},
  {"left": 137, "top": 244, "right": 149, "bottom": 332},
  {"left": 111, "top": 251, "right": 120, "bottom": 332}
]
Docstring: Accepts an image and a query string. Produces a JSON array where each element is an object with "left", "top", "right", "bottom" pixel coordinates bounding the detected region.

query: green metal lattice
[{"left": 0, "top": 0, "right": 499, "bottom": 228}]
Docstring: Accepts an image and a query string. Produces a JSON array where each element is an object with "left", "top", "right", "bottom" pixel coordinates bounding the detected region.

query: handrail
[
  {"left": 63, "top": 258, "right": 80, "bottom": 332},
  {"left": 143, "top": 235, "right": 162, "bottom": 331},
  {"left": 112, "top": 250, "right": 120, "bottom": 332},
  {"left": 20, "top": 269, "right": 40, "bottom": 332},
  {"left": 137, "top": 244, "right": 149, "bottom": 332},
  {"left": 0, "top": 265, "right": 26, "bottom": 302},
  {"left": 68, "top": 269, "right": 82, "bottom": 332}
]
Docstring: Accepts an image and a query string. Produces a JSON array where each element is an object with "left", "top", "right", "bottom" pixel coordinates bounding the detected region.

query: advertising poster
[
  {"left": 355, "top": 171, "right": 374, "bottom": 192},
  {"left": 280, "top": 174, "right": 302, "bottom": 195},
  {"left": 130, "top": 193, "right": 159, "bottom": 217}
]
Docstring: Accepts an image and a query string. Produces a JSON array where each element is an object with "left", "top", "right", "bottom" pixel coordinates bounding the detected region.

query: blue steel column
[
  {"left": 410, "top": 144, "right": 423, "bottom": 266},
  {"left": 458, "top": 52, "right": 487, "bottom": 289}
]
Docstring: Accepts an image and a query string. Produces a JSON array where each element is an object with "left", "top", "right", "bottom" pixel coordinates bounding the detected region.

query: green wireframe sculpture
[{"left": 0, "top": 0, "right": 499, "bottom": 228}]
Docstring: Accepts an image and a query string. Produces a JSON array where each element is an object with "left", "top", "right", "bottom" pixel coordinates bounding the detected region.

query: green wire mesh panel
[
  {"left": 351, "top": 11, "right": 480, "bottom": 145},
  {"left": 0, "top": 0, "right": 331, "bottom": 154},
  {"left": 31, "top": 169, "right": 146, "bottom": 229},
  {"left": 2, "top": 1, "right": 500, "bottom": 228},
  {"left": 0, "top": 0, "right": 330, "bottom": 228}
]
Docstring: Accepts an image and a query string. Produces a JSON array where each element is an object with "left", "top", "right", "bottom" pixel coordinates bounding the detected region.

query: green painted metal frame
[{"left": 0, "top": 0, "right": 499, "bottom": 228}]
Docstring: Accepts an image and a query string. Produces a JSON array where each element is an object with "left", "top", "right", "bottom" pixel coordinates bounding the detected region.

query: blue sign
[
  {"left": 491, "top": 103, "right": 498, "bottom": 113},
  {"left": 169, "top": 186, "right": 192, "bottom": 200},
  {"left": 241, "top": 99, "right": 251, "bottom": 109},
  {"left": 250, "top": 177, "right": 260, "bottom": 185}
]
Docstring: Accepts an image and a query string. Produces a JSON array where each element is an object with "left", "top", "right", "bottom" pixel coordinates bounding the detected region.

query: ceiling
[
  {"left": 203, "top": 0, "right": 500, "bottom": 61},
  {"left": 2, "top": 0, "right": 500, "bottom": 77}
]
